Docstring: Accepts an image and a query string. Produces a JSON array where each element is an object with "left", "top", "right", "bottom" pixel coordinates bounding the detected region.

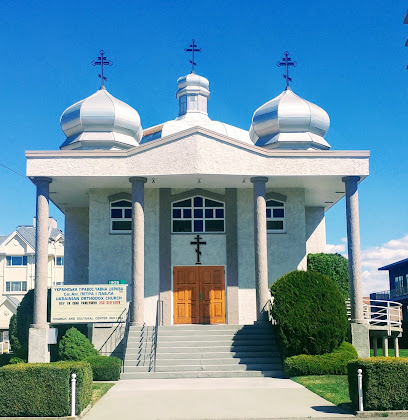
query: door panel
[{"left": 173, "top": 266, "right": 199, "bottom": 324}]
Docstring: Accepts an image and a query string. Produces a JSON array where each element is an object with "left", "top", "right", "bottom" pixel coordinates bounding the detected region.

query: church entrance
[{"left": 173, "top": 266, "right": 225, "bottom": 324}]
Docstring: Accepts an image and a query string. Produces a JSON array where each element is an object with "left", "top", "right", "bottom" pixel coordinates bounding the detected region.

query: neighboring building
[
  {"left": 378, "top": 258, "right": 408, "bottom": 317},
  {"left": 25, "top": 57, "right": 369, "bottom": 357},
  {"left": 0, "top": 218, "right": 64, "bottom": 344}
]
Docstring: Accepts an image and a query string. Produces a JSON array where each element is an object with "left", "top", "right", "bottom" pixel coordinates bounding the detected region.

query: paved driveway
[{"left": 83, "top": 377, "right": 354, "bottom": 420}]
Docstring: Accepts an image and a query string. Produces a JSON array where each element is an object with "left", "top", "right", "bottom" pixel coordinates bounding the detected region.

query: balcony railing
[{"left": 346, "top": 299, "right": 402, "bottom": 335}]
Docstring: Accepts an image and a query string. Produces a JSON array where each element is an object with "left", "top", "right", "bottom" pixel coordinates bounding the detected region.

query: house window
[
  {"left": 55, "top": 257, "right": 64, "bottom": 266},
  {"left": 110, "top": 200, "right": 132, "bottom": 233},
  {"left": 266, "top": 199, "right": 285, "bottom": 232},
  {"left": 5, "top": 281, "right": 27, "bottom": 292},
  {"left": 6, "top": 256, "right": 27, "bottom": 266},
  {"left": 172, "top": 196, "right": 225, "bottom": 233}
]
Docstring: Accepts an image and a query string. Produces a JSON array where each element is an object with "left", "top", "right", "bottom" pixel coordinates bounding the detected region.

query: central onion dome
[
  {"left": 249, "top": 87, "right": 330, "bottom": 150},
  {"left": 60, "top": 87, "right": 143, "bottom": 150},
  {"left": 140, "top": 72, "right": 252, "bottom": 145}
]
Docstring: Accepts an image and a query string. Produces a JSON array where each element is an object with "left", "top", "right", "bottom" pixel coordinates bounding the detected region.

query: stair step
[
  {"left": 155, "top": 345, "right": 275, "bottom": 353},
  {"left": 124, "top": 356, "right": 281, "bottom": 367},
  {"left": 121, "top": 370, "right": 285, "bottom": 380}
]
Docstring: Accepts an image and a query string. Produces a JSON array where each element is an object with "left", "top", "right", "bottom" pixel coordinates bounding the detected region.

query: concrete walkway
[{"left": 82, "top": 377, "right": 355, "bottom": 420}]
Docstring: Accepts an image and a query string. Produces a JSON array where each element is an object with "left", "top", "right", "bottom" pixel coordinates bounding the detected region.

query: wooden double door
[{"left": 173, "top": 266, "right": 225, "bottom": 324}]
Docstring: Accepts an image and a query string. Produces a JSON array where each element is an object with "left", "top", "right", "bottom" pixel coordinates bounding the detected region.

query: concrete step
[
  {"left": 121, "top": 370, "right": 285, "bottom": 380},
  {"left": 158, "top": 325, "right": 274, "bottom": 332},
  {"left": 149, "top": 350, "right": 280, "bottom": 359},
  {"left": 157, "top": 335, "right": 275, "bottom": 342},
  {"left": 124, "top": 356, "right": 281, "bottom": 367},
  {"left": 155, "top": 344, "right": 276, "bottom": 353},
  {"left": 156, "top": 339, "right": 275, "bottom": 347},
  {"left": 124, "top": 363, "right": 281, "bottom": 373},
  {"left": 157, "top": 329, "right": 274, "bottom": 337}
]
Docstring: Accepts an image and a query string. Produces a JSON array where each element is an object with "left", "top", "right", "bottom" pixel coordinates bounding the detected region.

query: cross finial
[
  {"left": 277, "top": 51, "right": 297, "bottom": 88},
  {"left": 184, "top": 39, "right": 202, "bottom": 74},
  {"left": 92, "top": 50, "right": 113, "bottom": 89}
]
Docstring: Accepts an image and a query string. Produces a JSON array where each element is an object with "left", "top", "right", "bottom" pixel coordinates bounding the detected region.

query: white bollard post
[
  {"left": 357, "top": 369, "right": 364, "bottom": 411},
  {"left": 71, "top": 373, "right": 76, "bottom": 417}
]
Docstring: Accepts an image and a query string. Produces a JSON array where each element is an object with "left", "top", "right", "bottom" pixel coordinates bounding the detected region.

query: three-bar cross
[
  {"left": 184, "top": 39, "right": 202, "bottom": 74},
  {"left": 92, "top": 50, "right": 113, "bottom": 88},
  {"left": 190, "top": 234, "right": 206, "bottom": 265},
  {"left": 277, "top": 51, "right": 297, "bottom": 88}
]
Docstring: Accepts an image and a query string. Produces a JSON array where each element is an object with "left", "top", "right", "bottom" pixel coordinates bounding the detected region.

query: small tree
[
  {"left": 58, "top": 327, "right": 98, "bottom": 361},
  {"left": 307, "top": 253, "right": 350, "bottom": 299},
  {"left": 271, "top": 270, "right": 348, "bottom": 358}
]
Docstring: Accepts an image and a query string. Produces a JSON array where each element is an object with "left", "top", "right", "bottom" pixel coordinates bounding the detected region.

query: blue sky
[{"left": 0, "top": 1, "right": 407, "bottom": 293}]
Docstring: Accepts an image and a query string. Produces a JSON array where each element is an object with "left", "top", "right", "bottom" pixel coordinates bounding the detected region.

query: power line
[{"left": 0, "top": 162, "right": 26, "bottom": 178}]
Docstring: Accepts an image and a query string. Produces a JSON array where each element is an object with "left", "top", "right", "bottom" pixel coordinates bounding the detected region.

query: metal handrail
[
  {"left": 98, "top": 307, "right": 127, "bottom": 352},
  {"left": 346, "top": 299, "right": 402, "bottom": 335},
  {"left": 152, "top": 300, "right": 163, "bottom": 373}
]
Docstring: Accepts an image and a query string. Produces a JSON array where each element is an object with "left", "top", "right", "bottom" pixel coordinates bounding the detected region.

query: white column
[
  {"left": 28, "top": 177, "right": 52, "bottom": 363},
  {"left": 251, "top": 177, "right": 269, "bottom": 321},
  {"left": 130, "top": 177, "right": 147, "bottom": 326},
  {"left": 343, "top": 176, "right": 363, "bottom": 323}
]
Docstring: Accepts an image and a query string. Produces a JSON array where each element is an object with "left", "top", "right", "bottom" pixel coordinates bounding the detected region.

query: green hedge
[
  {"left": 348, "top": 358, "right": 408, "bottom": 411},
  {"left": 307, "top": 253, "right": 350, "bottom": 299},
  {"left": 59, "top": 327, "right": 99, "bottom": 361},
  {"left": 0, "top": 361, "right": 92, "bottom": 417},
  {"left": 85, "top": 355, "right": 122, "bottom": 381},
  {"left": 271, "top": 270, "right": 348, "bottom": 357},
  {"left": 284, "top": 342, "right": 357, "bottom": 376}
]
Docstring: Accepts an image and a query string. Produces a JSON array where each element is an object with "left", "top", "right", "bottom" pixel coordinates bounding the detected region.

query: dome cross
[
  {"left": 184, "top": 39, "right": 202, "bottom": 74},
  {"left": 277, "top": 51, "right": 297, "bottom": 88},
  {"left": 92, "top": 50, "right": 113, "bottom": 88}
]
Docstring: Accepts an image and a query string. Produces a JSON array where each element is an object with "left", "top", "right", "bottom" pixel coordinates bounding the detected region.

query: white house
[
  {"left": 25, "top": 66, "right": 370, "bottom": 362},
  {"left": 0, "top": 218, "right": 64, "bottom": 348}
]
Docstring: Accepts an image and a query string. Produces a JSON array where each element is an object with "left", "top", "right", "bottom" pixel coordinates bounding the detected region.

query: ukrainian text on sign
[{"left": 51, "top": 284, "right": 127, "bottom": 323}]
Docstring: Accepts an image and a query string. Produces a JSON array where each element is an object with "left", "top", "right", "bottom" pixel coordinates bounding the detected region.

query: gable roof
[
  {"left": 0, "top": 226, "right": 64, "bottom": 252},
  {"left": 0, "top": 296, "right": 20, "bottom": 310}
]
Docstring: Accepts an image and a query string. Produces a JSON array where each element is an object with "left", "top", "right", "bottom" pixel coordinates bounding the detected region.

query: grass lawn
[
  {"left": 370, "top": 348, "right": 408, "bottom": 357},
  {"left": 292, "top": 375, "right": 353, "bottom": 412},
  {"left": 91, "top": 382, "right": 115, "bottom": 406}
]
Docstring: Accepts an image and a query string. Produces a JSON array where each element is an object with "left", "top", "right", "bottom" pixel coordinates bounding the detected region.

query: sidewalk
[{"left": 82, "top": 377, "right": 355, "bottom": 420}]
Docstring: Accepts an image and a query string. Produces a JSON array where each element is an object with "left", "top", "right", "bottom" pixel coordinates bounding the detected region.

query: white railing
[{"left": 346, "top": 299, "right": 402, "bottom": 335}]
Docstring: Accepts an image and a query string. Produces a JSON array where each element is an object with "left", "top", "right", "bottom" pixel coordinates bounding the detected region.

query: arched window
[
  {"left": 110, "top": 200, "right": 132, "bottom": 232},
  {"left": 266, "top": 199, "right": 285, "bottom": 232},
  {"left": 172, "top": 196, "right": 225, "bottom": 233}
]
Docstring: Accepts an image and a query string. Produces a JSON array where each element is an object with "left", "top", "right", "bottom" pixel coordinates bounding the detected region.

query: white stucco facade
[{"left": 25, "top": 71, "right": 370, "bottom": 353}]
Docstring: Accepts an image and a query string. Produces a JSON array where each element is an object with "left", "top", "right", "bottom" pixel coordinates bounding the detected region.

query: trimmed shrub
[
  {"left": 307, "top": 253, "right": 350, "bottom": 299},
  {"left": 348, "top": 358, "right": 408, "bottom": 411},
  {"left": 85, "top": 355, "right": 122, "bottom": 381},
  {"left": 0, "top": 353, "right": 12, "bottom": 367},
  {"left": 0, "top": 361, "right": 92, "bottom": 417},
  {"left": 9, "top": 357, "right": 26, "bottom": 364},
  {"left": 284, "top": 342, "right": 357, "bottom": 376},
  {"left": 271, "top": 270, "right": 348, "bottom": 357},
  {"left": 59, "top": 327, "right": 98, "bottom": 361}
]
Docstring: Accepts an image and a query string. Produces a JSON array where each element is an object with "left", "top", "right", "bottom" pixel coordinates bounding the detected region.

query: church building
[{"left": 25, "top": 50, "right": 369, "bottom": 360}]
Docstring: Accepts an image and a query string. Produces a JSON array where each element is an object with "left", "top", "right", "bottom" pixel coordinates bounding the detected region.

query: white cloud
[
  {"left": 326, "top": 234, "right": 408, "bottom": 296},
  {"left": 326, "top": 243, "right": 346, "bottom": 253}
]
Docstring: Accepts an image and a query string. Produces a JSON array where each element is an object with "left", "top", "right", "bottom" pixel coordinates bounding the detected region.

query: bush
[
  {"left": 9, "top": 357, "right": 26, "bottom": 364},
  {"left": 85, "top": 355, "right": 122, "bottom": 381},
  {"left": 307, "top": 253, "right": 350, "bottom": 299},
  {"left": 284, "top": 342, "right": 357, "bottom": 376},
  {"left": 348, "top": 358, "right": 408, "bottom": 411},
  {"left": 0, "top": 361, "right": 92, "bottom": 417},
  {"left": 9, "top": 289, "right": 89, "bottom": 361},
  {"left": 58, "top": 327, "right": 98, "bottom": 361},
  {"left": 0, "top": 354, "right": 12, "bottom": 367},
  {"left": 271, "top": 270, "right": 348, "bottom": 357}
]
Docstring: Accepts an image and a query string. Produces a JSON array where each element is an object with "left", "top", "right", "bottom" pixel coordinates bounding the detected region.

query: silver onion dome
[
  {"left": 60, "top": 87, "right": 143, "bottom": 150},
  {"left": 249, "top": 87, "right": 330, "bottom": 150}
]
